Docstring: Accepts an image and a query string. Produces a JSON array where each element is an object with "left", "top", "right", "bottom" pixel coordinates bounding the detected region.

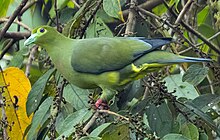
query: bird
[{"left": 24, "top": 26, "right": 211, "bottom": 109}]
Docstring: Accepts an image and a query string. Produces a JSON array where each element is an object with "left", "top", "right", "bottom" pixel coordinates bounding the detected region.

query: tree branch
[
  {"left": 174, "top": 0, "right": 194, "bottom": 25},
  {"left": 20, "top": 0, "right": 38, "bottom": 16},
  {"left": 72, "top": 0, "right": 81, "bottom": 9},
  {"left": 0, "top": 39, "right": 16, "bottom": 59},
  {"left": 83, "top": 111, "right": 99, "bottom": 133},
  {"left": 3, "top": 31, "right": 30, "bottom": 40},
  {"left": 0, "top": 0, "right": 28, "bottom": 41},
  {"left": 137, "top": 6, "right": 220, "bottom": 55},
  {"left": 124, "top": 0, "right": 137, "bottom": 37},
  {"left": 98, "top": 110, "right": 129, "bottom": 121},
  {"left": 0, "top": 18, "right": 31, "bottom": 31},
  {"left": 162, "top": 1, "right": 220, "bottom": 55},
  {"left": 79, "top": 0, "right": 102, "bottom": 39},
  {"left": 123, "top": 0, "right": 163, "bottom": 17},
  {"left": 54, "top": 0, "right": 61, "bottom": 32},
  {"left": 25, "top": 45, "right": 38, "bottom": 77}
]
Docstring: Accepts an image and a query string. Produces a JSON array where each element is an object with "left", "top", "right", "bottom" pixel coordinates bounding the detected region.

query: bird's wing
[{"left": 71, "top": 37, "right": 172, "bottom": 74}]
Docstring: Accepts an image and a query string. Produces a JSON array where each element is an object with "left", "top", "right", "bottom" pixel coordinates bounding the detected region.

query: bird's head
[{"left": 24, "top": 26, "right": 58, "bottom": 46}]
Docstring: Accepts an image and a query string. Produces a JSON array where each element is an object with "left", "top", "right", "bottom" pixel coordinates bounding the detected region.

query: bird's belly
[
  {"left": 58, "top": 68, "right": 98, "bottom": 89},
  {"left": 55, "top": 63, "right": 121, "bottom": 89}
]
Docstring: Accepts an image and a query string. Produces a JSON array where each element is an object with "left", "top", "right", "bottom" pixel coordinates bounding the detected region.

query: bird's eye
[{"left": 39, "top": 28, "right": 45, "bottom": 33}]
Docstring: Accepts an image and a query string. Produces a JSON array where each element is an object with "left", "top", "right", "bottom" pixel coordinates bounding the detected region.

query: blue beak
[{"left": 24, "top": 33, "right": 37, "bottom": 46}]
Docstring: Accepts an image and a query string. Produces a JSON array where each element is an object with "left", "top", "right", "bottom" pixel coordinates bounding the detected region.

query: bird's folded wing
[{"left": 71, "top": 37, "right": 172, "bottom": 74}]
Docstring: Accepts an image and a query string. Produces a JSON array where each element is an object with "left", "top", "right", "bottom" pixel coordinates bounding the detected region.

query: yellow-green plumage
[{"left": 24, "top": 26, "right": 211, "bottom": 106}]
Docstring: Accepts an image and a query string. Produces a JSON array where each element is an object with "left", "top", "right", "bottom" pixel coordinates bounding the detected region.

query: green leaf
[
  {"left": 60, "top": 8, "right": 75, "bottom": 24},
  {"left": 153, "top": 4, "right": 167, "bottom": 16},
  {"left": 26, "top": 68, "right": 56, "bottom": 116},
  {"left": 169, "top": 0, "right": 178, "bottom": 6},
  {"left": 8, "top": 47, "right": 28, "bottom": 68},
  {"left": 181, "top": 123, "right": 199, "bottom": 140},
  {"left": 184, "top": 101, "right": 220, "bottom": 136},
  {"left": 182, "top": 64, "right": 209, "bottom": 86},
  {"left": 90, "top": 123, "right": 112, "bottom": 137},
  {"left": 172, "top": 120, "right": 181, "bottom": 133},
  {"left": 103, "top": 0, "right": 124, "bottom": 21},
  {"left": 79, "top": 136, "right": 101, "bottom": 140},
  {"left": 86, "top": 17, "right": 113, "bottom": 38},
  {"left": 197, "top": 6, "right": 209, "bottom": 26},
  {"left": 117, "top": 80, "right": 145, "bottom": 110},
  {"left": 164, "top": 74, "right": 199, "bottom": 99},
  {"left": 63, "top": 0, "right": 94, "bottom": 38},
  {"left": 48, "top": 0, "right": 70, "bottom": 18},
  {"left": 162, "top": 134, "right": 190, "bottom": 140},
  {"left": 145, "top": 103, "right": 173, "bottom": 137},
  {"left": 199, "top": 132, "right": 209, "bottom": 140},
  {"left": 63, "top": 84, "right": 90, "bottom": 110},
  {"left": 198, "top": 24, "right": 220, "bottom": 60},
  {"left": 27, "top": 97, "right": 53, "bottom": 140},
  {"left": 96, "top": 9, "right": 116, "bottom": 23},
  {"left": 0, "top": 0, "right": 13, "bottom": 17},
  {"left": 55, "top": 128, "right": 75, "bottom": 140},
  {"left": 67, "top": 0, "right": 75, "bottom": 9},
  {"left": 57, "top": 108, "right": 93, "bottom": 136},
  {"left": 102, "top": 123, "right": 129, "bottom": 140},
  {"left": 192, "top": 94, "right": 220, "bottom": 112},
  {"left": 169, "top": 0, "right": 180, "bottom": 12}
]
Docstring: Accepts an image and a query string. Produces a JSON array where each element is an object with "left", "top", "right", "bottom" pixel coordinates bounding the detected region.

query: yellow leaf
[{"left": 0, "top": 67, "right": 32, "bottom": 140}]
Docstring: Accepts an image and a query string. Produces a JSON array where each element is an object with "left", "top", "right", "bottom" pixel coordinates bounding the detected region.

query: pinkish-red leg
[{"left": 95, "top": 99, "right": 109, "bottom": 110}]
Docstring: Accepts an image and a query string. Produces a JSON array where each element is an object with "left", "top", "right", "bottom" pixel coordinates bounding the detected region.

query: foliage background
[{"left": 0, "top": 0, "right": 220, "bottom": 139}]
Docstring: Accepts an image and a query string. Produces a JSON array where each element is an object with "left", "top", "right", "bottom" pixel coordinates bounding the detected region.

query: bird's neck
[{"left": 40, "top": 34, "right": 72, "bottom": 52}]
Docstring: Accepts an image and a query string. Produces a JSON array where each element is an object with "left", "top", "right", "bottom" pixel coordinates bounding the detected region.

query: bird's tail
[
  {"left": 134, "top": 51, "right": 212, "bottom": 66},
  {"left": 162, "top": 55, "right": 212, "bottom": 63}
]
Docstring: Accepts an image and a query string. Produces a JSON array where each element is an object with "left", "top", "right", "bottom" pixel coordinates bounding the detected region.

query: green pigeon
[{"left": 24, "top": 26, "right": 211, "bottom": 109}]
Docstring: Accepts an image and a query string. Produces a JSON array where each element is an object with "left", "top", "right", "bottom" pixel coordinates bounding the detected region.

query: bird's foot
[{"left": 95, "top": 99, "right": 109, "bottom": 110}]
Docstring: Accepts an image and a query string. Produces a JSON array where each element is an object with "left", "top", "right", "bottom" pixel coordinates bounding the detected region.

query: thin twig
[
  {"left": 54, "top": 0, "right": 61, "bottom": 32},
  {"left": 196, "top": 31, "right": 220, "bottom": 47},
  {"left": 162, "top": 1, "right": 220, "bottom": 55},
  {"left": 2, "top": 31, "right": 30, "bottom": 40},
  {"left": 182, "top": 21, "right": 220, "bottom": 54},
  {"left": 98, "top": 110, "right": 129, "bottom": 121},
  {"left": 25, "top": 45, "right": 38, "bottom": 77},
  {"left": 72, "top": 0, "right": 81, "bottom": 9},
  {"left": 83, "top": 111, "right": 99, "bottom": 133},
  {"left": 49, "top": 79, "right": 66, "bottom": 139},
  {"left": 164, "top": 0, "right": 194, "bottom": 50},
  {"left": 179, "top": 47, "right": 193, "bottom": 54},
  {"left": 179, "top": 31, "right": 220, "bottom": 54},
  {"left": 206, "top": 71, "right": 215, "bottom": 94},
  {"left": 0, "top": 0, "right": 28, "bottom": 41},
  {"left": 124, "top": 0, "right": 137, "bottom": 37},
  {"left": 0, "top": 39, "right": 16, "bottom": 59},
  {"left": 0, "top": 18, "right": 31, "bottom": 31},
  {"left": 123, "top": 0, "right": 163, "bottom": 17},
  {"left": 20, "top": 0, "right": 38, "bottom": 16},
  {"left": 137, "top": 6, "right": 220, "bottom": 55},
  {"left": 79, "top": 0, "right": 102, "bottom": 39},
  {"left": 175, "top": 0, "right": 194, "bottom": 25}
]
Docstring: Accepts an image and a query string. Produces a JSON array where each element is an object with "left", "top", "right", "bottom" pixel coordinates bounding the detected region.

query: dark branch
[
  {"left": 0, "top": 0, "right": 28, "bottom": 41},
  {"left": 0, "top": 39, "right": 16, "bottom": 59},
  {"left": 3, "top": 31, "right": 30, "bottom": 40},
  {"left": 123, "top": 0, "right": 163, "bottom": 17}
]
